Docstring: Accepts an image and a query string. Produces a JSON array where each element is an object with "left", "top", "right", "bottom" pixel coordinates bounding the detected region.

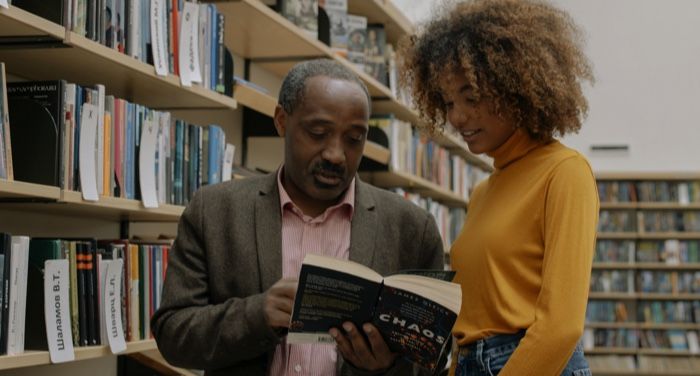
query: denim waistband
[{"left": 459, "top": 330, "right": 526, "bottom": 355}]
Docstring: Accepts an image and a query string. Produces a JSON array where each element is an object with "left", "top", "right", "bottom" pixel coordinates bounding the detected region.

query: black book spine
[
  {"left": 85, "top": 244, "right": 97, "bottom": 346},
  {"left": 77, "top": 243, "right": 88, "bottom": 346},
  {"left": 0, "top": 233, "right": 12, "bottom": 355},
  {"left": 90, "top": 243, "right": 101, "bottom": 345}
]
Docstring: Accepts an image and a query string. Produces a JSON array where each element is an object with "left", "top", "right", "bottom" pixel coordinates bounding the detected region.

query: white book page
[
  {"left": 139, "top": 113, "right": 159, "bottom": 208},
  {"left": 44, "top": 260, "right": 75, "bottom": 363},
  {"left": 79, "top": 103, "right": 99, "bottom": 201},
  {"left": 179, "top": 2, "right": 202, "bottom": 86},
  {"left": 151, "top": 0, "right": 169, "bottom": 76},
  {"left": 104, "top": 260, "right": 127, "bottom": 353}
]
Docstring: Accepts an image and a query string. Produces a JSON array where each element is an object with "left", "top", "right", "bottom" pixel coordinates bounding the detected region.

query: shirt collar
[
  {"left": 487, "top": 128, "right": 542, "bottom": 170},
  {"left": 277, "top": 166, "right": 355, "bottom": 221}
]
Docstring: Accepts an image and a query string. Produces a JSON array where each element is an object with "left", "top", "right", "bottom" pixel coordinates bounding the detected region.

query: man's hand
[
  {"left": 263, "top": 278, "right": 297, "bottom": 329},
  {"left": 330, "top": 322, "right": 398, "bottom": 372}
]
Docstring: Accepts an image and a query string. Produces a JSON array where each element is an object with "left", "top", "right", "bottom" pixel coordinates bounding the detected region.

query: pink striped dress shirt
[{"left": 268, "top": 168, "right": 355, "bottom": 376}]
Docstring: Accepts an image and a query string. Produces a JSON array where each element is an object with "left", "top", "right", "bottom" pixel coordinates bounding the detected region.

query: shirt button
[{"left": 294, "top": 364, "right": 302, "bottom": 373}]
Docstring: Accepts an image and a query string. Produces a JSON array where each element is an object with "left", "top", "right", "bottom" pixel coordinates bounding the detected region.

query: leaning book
[{"left": 288, "top": 253, "right": 461, "bottom": 371}]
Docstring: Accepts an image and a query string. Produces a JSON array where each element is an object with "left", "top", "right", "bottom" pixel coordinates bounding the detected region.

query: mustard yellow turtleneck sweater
[{"left": 450, "top": 129, "right": 599, "bottom": 375}]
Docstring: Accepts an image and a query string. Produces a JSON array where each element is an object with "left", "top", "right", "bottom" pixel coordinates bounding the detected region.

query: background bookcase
[
  {"left": 586, "top": 173, "right": 700, "bottom": 376},
  {"left": 0, "top": 1, "right": 491, "bottom": 375}
]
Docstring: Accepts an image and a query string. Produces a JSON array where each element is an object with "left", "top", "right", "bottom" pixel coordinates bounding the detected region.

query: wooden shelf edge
[
  {"left": 60, "top": 190, "right": 184, "bottom": 220},
  {"left": 233, "top": 83, "right": 276, "bottom": 116},
  {"left": 362, "top": 170, "right": 468, "bottom": 207},
  {"left": 0, "top": 5, "right": 66, "bottom": 39},
  {"left": 0, "top": 340, "right": 156, "bottom": 371},
  {"left": 363, "top": 141, "right": 391, "bottom": 165},
  {"left": 596, "top": 172, "right": 700, "bottom": 181},
  {"left": 0, "top": 180, "right": 61, "bottom": 200},
  {"left": 64, "top": 32, "right": 236, "bottom": 111}
]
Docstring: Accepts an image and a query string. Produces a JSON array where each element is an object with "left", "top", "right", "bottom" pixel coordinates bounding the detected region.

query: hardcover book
[
  {"left": 288, "top": 253, "right": 461, "bottom": 371},
  {"left": 279, "top": 0, "right": 318, "bottom": 40}
]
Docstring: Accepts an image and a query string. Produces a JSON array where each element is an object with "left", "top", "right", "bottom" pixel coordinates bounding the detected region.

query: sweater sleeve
[{"left": 499, "top": 156, "right": 599, "bottom": 375}]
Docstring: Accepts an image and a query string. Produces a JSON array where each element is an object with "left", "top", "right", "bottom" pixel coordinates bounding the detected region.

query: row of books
[
  {"left": 584, "top": 328, "right": 700, "bottom": 352},
  {"left": 598, "top": 210, "right": 700, "bottom": 233},
  {"left": 391, "top": 188, "right": 466, "bottom": 253},
  {"left": 595, "top": 240, "right": 700, "bottom": 264},
  {"left": 370, "top": 115, "right": 489, "bottom": 200},
  {"left": 591, "top": 270, "right": 700, "bottom": 294},
  {"left": 2, "top": 78, "right": 236, "bottom": 206},
  {"left": 587, "top": 300, "right": 700, "bottom": 324},
  {"left": 0, "top": 233, "right": 170, "bottom": 356},
  {"left": 9, "top": 0, "right": 230, "bottom": 93},
  {"left": 597, "top": 180, "right": 700, "bottom": 203}
]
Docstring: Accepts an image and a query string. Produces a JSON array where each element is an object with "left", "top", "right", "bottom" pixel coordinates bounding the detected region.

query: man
[{"left": 151, "top": 59, "right": 444, "bottom": 375}]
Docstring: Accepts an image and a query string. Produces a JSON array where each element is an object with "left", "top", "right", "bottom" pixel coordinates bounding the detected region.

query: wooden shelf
[
  {"left": 585, "top": 347, "right": 639, "bottom": 355},
  {"left": 591, "top": 371, "right": 700, "bottom": 376},
  {"left": 0, "top": 179, "right": 61, "bottom": 201},
  {"left": 586, "top": 322, "right": 700, "bottom": 330},
  {"left": 0, "top": 340, "right": 157, "bottom": 371},
  {"left": 129, "top": 349, "right": 199, "bottom": 376},
  {"left": 59, "top": 190, "right": 184, "bottom": 221},
  {"left": 600, "top": 202, "right": 700, "bottom": 210},
  {"left": 363, "top": 141, "right": 391, "bottom": 165},
  {"left": 0, "top": 5, "right": 65, "bottom": 39},
  {"left": 593, "top": 262, "right": 700, "bottom": 270},
  {"left": 347, "top": 0, "right": 413, "bottom": 44},
  {"left": 589, "top": 292, "right": 700, "bottom": 300},
  {"left": 214, "top": 0, "right": 492, "bottom": 171},
  {"left": 233, "top": 82, "right": 277, "bottom": 116},
  {"left": 638, "top": 232, "right": 700, "bottom": 240},
  {"left": 589, "top": 292, "right": 638, "bottom": 300},
  {"left": 0, "top": 27, "right": 236, "bottom": 112},
  {"left": 638, "top": 349, "right": 699, "bottom": 356},
  {"left": 598, "top": 232, "right": 638, "bottom": 239},
  {"left": 360, "top": 170, "right": 468, "bottom": 207}
]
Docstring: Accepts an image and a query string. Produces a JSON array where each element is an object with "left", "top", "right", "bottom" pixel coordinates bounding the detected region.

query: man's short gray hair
[{"left": 278, "top": 59, "right": 371, "bottom": 114}]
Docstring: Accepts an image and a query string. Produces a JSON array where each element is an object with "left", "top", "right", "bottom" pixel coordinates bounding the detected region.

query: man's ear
[{"left": 273, "top": 104, "right": 287, "bottom": 137}]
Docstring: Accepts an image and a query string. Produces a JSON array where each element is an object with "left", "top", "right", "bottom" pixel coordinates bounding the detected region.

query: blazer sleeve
[
  {"left": 420, "top": 211, "right": 446, "bottom": 270},
  {"left": 151, "top": 189, "right": 281, "bottom": 370}
]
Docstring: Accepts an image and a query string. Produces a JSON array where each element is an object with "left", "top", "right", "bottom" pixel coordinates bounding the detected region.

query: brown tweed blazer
[{"left": 151, "top": 173, "right": 445, "bottom": 375}]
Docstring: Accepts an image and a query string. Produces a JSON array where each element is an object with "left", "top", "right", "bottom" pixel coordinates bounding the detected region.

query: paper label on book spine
[
  {"left": 151, "top": 0, "right": 169, "bottom": 76},
  {"left": 79, "top": 103, "right": 99, "bottom": 201},
  {"left": 222, "top": 143, "right": 235, "bottom": 182},
  {"left": 139, "top": 113, "right": 159, "bottom": 208},
  {"left": 44, "top": 260, "right": 75, "bottom": 363},
  {"left": 104, "top": 260, "right": 126, "bottom": 353},
  {"left": 179, "top": 2, "right": 202, "bottom": 86}
]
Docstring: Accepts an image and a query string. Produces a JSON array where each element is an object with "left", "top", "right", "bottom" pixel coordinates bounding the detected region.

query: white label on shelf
[
  {"left": 222, "top": 143, "right": 236, "bottom": 182},
  {"left": 104, "top": 259, "right": 127, "bottom": 353},
  {"left": 179, "top": 2, "right": 202, "bottom": 86},
  {"left": 44, "top": 260, "right": 75, "bottom": 363},
  {"left": 79, "top": 103, "right": 99, "bottom": 201},
  {"left": 151, "top": 0, "right": 169, "bottom": 76},
  {"left": 139, "top": 113, "right": 159, "bottom": 208},
  {"left": 0, "top": 0, "right": 8, "bottom": 9}
]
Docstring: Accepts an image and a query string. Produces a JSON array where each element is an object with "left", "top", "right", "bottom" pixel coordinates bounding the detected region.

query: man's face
[{"left": 274, "top": 76, "right": 369, "bottom": 214}]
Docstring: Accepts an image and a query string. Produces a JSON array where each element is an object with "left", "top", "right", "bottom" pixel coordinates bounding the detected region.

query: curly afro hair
[{"left": 399, "top": 0, "right": 594, "bottom": 141}]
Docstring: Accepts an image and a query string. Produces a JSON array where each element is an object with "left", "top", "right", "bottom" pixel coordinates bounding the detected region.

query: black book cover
[
  {"left": 90, "top": 243, "right": 101, "bottom": 345},
  {"left": 11, "top": 0, "right": 68, "bottom": 26},
  {"left": 24, "top": 238, "right": 63, "bottom": 350},
  {"left": 7, "top": 80, "right": 66, "bottom": 188},
  {"left": 77, "top": 243, "right": 89, "bottom": 346}
]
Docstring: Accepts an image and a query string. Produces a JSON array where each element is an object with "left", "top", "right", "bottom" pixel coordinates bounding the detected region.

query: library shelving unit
[
  {"left": 0, "top": 0, "right": 491, "bottom": 374},
  {"left": 586, "top": 173, "right": 700, "bottom": 376}
]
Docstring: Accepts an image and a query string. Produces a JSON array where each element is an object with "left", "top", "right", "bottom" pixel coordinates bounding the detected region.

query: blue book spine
[
  {"left": 207, "top": 125, "right": 220, "bottom": 184},
  {"left": 174, "top": 121, "right": 183, "bottom": 205}
]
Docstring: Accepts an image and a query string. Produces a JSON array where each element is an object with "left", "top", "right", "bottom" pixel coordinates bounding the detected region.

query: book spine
[{"left": 77, "top": 243, "right": 88, "bottom": 346}]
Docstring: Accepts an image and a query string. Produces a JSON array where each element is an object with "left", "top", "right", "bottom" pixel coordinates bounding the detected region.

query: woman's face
[{"left": 439, "top": 70, "right": 516, "bottom": 155}]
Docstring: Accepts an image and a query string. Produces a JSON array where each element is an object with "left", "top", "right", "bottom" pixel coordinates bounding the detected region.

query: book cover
[
  {"left": 320, "top": 0, "right": 348, "bottom": 55},
  {"left": 279, "top": 0, "right": 318, "bottom": 40},
  {"left": 24, "top": 238, "right": 63, "bottom": 350},
  {"left": 288, "top": 254, "right": 461, "bottom": 371},
  {"left": 7, "top": 80, "right": 66, "bottom": 187},
  {"left": 364, "top": 24, "right": 388, "bottom": 86},
  {"left": 346, "top": 14, "right": 366, "bottom": 69}
]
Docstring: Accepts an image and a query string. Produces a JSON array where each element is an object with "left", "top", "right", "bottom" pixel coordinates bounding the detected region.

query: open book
[{"left": 288, "top": 254, "right": 462, "bottom": 371}]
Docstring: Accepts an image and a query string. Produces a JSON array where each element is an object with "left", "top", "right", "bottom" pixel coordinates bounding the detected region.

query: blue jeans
[{"left": 455, "top": 331, "right": 591, "bottom": 376}]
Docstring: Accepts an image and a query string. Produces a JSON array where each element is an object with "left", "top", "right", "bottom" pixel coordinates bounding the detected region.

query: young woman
[{"left": 400, "top": 0, "right": 599, "bottom": 375}]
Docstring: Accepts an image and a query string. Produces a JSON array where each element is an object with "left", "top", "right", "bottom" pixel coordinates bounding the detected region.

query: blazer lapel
[
  {"left": 349, "top": 179, "right": 378, "bottom": 268},
  {"left": 255, "top": 173, "right": 283, "bottom": 292}
]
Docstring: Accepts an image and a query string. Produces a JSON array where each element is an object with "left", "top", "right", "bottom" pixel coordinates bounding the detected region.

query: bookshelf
[
  {"left": 0, "top": 0, "right": 490, "bottom": 375},
  {"left": 587, "top": 173, "right": 700, "bottom": 375}
]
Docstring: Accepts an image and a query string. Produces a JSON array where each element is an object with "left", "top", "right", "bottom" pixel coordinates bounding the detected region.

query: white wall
[{"left": 393, "top": 0, "right": 700, "bottom": 173}]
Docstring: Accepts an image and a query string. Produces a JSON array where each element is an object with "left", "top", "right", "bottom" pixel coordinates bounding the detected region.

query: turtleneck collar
[{"left": 487, "top": 128, "right": 543, "bottom": 170}]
